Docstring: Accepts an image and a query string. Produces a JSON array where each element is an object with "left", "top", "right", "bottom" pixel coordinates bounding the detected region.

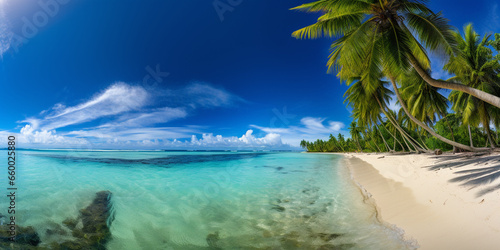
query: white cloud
[
  {"left": 387, "top": 94, "right": 400, "bottom": 111},
  {"left": 25, "top": 82, "right": 149, "bottom": 131},
  {"left": 485, "top": 3, "right": 500, "bottom": 32},
  {"left": 67, "top": 126, "right": 200, "bottom": 141},
  {"left": 11, "top": 126, "right": 289, "bottom": 150},
  {"left": 251, "top": 117, "right": 347, "bottom": 147},
  {"left": 0, "top": 4, "right": 11, "bottom": 57},
  {"left": 12, "top": 82, "right": 271, "bottom": 149},
  {"left": 187, "top": 130, "right": 286, "bottom": 149},
  {"left": 163, "top": 82, "right": 246, "bottom": 108},
  {"left": 19, "top": 124, "right": 89, "bottom": 146},
  {"left": 98, "top": 107, "right": 188, "bottom": 128}
]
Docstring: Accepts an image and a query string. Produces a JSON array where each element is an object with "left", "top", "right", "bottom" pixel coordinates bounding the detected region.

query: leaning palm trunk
[
  {"left": 364, "top": 130, "right": 381, "bottom": 152},
  {"left": 485, "top": 124, "right": 495, "bottom": 149},
  {"left": 385, "top": 109, "right": 425, "bottom": 152},
  {"left": 402, "top": 126, "right": 428, "bottom": 151},
  {"left": 417, "top": 129, "right": 431, "bottom": 151},
  {"left": 409, "top": 56, "right": 500, "bottom": 109},
  {"left": 376, "top": 124, "right": 391, "bottom": 152},
  {"left": 400, "top": 130, "right": 416, "bottom": 152},
  {"left": 374, "top": 95, "right": 425, "bottom": 152},
  {"left": 382, "top": 122, "right": 405, "bottom": 151},
  {"left": 390, "top": 78, "right": 482, "bottom": 152},
  {"left": 440, "top": 112, "right": 457, "bottom": 152},
  {"left": 355, "top": 138, "right": 363, "bottom": 152},
  {"left": 468, "top": 124, "right": 474, "bottom": 147},
  {"left": 482, "top": 110, "right": 495, "bottom": 148}
]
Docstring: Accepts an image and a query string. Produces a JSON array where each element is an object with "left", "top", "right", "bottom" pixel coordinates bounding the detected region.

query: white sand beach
[{"left": 345, "top": 152, "right": 500, "bottom": 250}]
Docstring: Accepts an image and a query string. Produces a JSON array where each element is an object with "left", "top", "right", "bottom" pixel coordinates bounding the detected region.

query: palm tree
[
  {"left": 446, "top": 24, "right": 500, "bottom": 148},
  {"left": 349, "top": 121, "right": 363, "bottom": 152},
  {"left": 344, "top": 76, "right": 425, "bottom": 152},
  {"left": 300, "top": 140, "right": 308, "bottom": 149},
  {"left": 400, "top": 69, "right": 449, "bottom": 125},
  {"left": 291, "top": 0, "right": 500, "bottom": 109},
  {"left": 399, "top": 68, "right": 456, "bottom": 150}
]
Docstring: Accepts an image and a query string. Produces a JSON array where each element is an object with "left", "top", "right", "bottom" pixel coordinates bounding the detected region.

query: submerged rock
[
  {"left": 0, "top": 191, "right": 114, "bottom": 249},
  {"left": 58, "top": 190, "right": 115, "bottom": 250},
  {"left": 317, "top": 233, "right": 343, "bottom": 242},
  {"left": 62, "top": 218, "right": 78, "bottom": 230},
  {"left": 0, "top": 225, "right": 41, "bottom": 247},
  {"left": 206, "top": 231, "right": 220, "bottom": 249},
  {"left": 271, "top": 205, "right": 285, "bottom": 212},
  {"left": 317, "top": 243, "right": 355, "bottom": 250}
]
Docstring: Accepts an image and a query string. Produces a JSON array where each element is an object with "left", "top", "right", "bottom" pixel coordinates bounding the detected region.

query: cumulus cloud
[
  {"left": 189, "top": 130, "right": 283, "bottom": 148},
  {"left": 19, "top": 124, "right": 89, "bottom": 146},
  {"left": 170, "top": 130, "right": 287, "bottom": 150}
]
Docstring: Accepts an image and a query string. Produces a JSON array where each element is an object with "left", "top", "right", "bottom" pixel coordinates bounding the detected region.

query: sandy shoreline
[{"left": 343, "top": 152, "right": 500, "bottom": 249}]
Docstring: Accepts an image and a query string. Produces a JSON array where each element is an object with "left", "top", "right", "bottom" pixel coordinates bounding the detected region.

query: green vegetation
[{"left": 293, "top": 0, "right": 500, "bottom": 153}]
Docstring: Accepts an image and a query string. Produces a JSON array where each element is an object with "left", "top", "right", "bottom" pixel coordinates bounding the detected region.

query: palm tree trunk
[
  {"left": 409, "top": 55, "right": 500, "bottom": 109},
  {"left": 403, "top": 126, "right": 427, "bottom": 151},
  {"left": 376, "top": 124, "right": 391, "bottom": 152},
  {"left": 366, "top": 130, "right": 382, "bottom": 152},
  {"left": 494, "top": 126, "right": 499, "bottom": 146},
  {"left": 441, "top": 114, "right": 457, "bottom": 152},
  {"left": 468, "top": 124, "right": 474, "bottom": 147},
  {"left": 401, "top": 130, "right": 416, "bottom": 152},
  {"left": 382, "top": 122, "right": 405, "bottom": 151},
  {"left": 482, "top": 108, "right": 495, "bottom": 148},
  {"left": 355, "top": 138, "right": 363, "bottom": 152},
  {"left": 389, "top": 115, "right": 421, "bottom": 152},
  {"left": 417, "top": 129, "right": 431, "bottom": 150},
  {"left": 486, "top": 124, "right": 495, "bottom": 149},
  {"left": 389, "top": 78, "right": 482, "bottom": 152},
  {"left": 374, "top": 95, "right": 424, "bottom": 152}
]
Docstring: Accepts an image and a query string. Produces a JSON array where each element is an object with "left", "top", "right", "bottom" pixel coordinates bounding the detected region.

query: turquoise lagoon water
[{"left": 1, "top": 150, "right": 411, "bottom": 249}]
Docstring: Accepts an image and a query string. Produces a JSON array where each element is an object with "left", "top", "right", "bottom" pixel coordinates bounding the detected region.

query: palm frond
[{"left": 405, "top": 12, "right": 457, "bottom": 56}]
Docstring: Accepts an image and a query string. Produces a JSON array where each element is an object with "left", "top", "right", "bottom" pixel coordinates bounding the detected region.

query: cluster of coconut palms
[{"left": 294, "top": 0, "right": 500, "bottom": 153}]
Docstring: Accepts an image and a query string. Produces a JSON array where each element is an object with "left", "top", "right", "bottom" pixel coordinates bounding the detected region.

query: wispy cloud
[
  {"left": 485, "top": 3, "right": 500, "bottom": 32},
  {"left": 387, "top": 93, "right": 400, "bottom": 111},
  {"left": 251, "top": 117, "right": 347, "bottom": 146},
  {"left": 162, "top": 82, "right": 246, "bottom": 108},
  {"left": 24, "top": 83, "right": 149, "bottom": 131},
  {"left": 97, "top": 107, "right": 188, "bottom": 128},
  {"left": 0, "top": 3, "right": 11, "bottom": 57}
]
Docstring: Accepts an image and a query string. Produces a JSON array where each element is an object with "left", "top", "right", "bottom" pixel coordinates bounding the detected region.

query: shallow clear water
[{"left": 1, "top": 150, "right": 410, "bottom": 249}]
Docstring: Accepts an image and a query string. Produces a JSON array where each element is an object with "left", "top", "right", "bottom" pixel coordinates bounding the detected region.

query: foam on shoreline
[{"left": 342, "top": 157, "right": 418, "bottom": 249}]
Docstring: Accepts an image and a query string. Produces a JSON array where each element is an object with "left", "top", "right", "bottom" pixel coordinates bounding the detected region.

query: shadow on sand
[{"left": 424, "top": 153, "right": 500, "bottom": 197}]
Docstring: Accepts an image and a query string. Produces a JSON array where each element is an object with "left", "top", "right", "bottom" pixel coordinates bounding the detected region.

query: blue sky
[{"left": 0, "top": 0, "right": 498, "bottom": 149}]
